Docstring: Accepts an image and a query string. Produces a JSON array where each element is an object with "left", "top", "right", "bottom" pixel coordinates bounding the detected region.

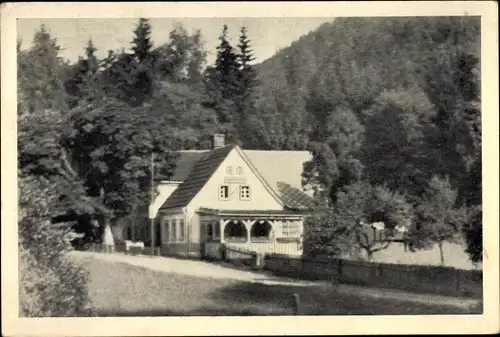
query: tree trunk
[
  {"left": 367, "top": 250, "right": 374, "bottom": 262},
  {"left": 438, "top": 241, "right": 445, "bottom": 266},
  {"left": 360, "top": 248, "right": 373, "bottom": 261}
]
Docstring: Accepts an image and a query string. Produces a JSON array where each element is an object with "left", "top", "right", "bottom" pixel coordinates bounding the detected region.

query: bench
[{"left": 124, "top": 240, "right": 145, "bottom": 255}]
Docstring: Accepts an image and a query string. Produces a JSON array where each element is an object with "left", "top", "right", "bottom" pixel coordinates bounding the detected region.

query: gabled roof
[
  {"left": 243, "top": 150, "right": 315, "bottom": 210},
  {"left": 243, "top": 150, "right": 311, "bottom": 191},
  {"left": 169, "top": 150, "right": 208, "bottom": 182},
  {"left": 159, "top": 145, "right": 234, "bottom": 210},
  {"left": 159, "top": 145, "right": 316, "bottom": 211},
  {"left": 276, "top": 181, "right": 316, "bottom": 210}
]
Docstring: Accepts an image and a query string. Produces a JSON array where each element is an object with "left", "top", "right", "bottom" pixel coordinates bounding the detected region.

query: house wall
[
  {"left": 188, "top": 212, "right": 201, "bottom": 244},
  {"left": 156, "top": 210, "right": 203, "bottom": 257},
  {"left": 157, "top": 148, "right": 308, "bottom": 258},
  {"left": 149, "top": 182, "right": 180, "bottom": 218},
  {"left": 188, "top": 149, "right": 284, "bottom": 212}
]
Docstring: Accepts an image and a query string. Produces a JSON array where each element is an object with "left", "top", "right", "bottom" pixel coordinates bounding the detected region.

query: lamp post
[
  {"left": 183, "top": 208, "right": 190, "bottom": 258},
  {"left": 150, "top": 152, "right": 155, "bottom": 255}
]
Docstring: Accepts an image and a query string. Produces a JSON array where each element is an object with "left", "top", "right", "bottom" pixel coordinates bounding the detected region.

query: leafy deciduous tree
[{"left": 410, "top": 176, "right": 462, "bottom": 265}]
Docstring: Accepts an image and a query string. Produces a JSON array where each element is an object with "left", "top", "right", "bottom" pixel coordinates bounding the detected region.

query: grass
[{"left": 75, "top": 255, "right": 482, "bottom": 316}]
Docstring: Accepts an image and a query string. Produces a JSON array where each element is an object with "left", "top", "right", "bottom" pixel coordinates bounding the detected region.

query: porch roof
[{"left": 196, "top": 207, "right": 307, "bottom": 218}]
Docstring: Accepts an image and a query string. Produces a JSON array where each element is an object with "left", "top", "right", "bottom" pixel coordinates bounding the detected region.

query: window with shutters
[
  {"left": 219, "top": 185, "right": 229, "bottom": 200},
  {"left": 240, "top": 185, "right": 251, "bottom": 200}
]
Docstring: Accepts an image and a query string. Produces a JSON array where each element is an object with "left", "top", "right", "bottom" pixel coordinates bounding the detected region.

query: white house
[{"left": 128, "top": 134, "right": 315, "bottom": 259}]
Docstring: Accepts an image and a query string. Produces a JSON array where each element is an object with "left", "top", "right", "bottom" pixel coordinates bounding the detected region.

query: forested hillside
[
  {"left": 252, "top": 17, "right": 481, "bottom": 264},
  {"left": 18, "top": 17, "right": 482, "bottom": 266}
]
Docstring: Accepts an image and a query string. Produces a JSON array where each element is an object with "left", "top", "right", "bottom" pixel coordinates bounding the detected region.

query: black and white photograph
[{"left": 1, "top": 2, "right": 498, "bottom": 336}]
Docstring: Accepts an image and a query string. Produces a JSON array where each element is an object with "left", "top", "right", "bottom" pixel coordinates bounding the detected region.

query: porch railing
[{"left": 225, "top": 241, "right": 302, "bottom": 257}]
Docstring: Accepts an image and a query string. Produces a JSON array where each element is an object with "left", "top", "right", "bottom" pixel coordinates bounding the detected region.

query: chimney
[{"left": 212, "top": 133, "right": 225, "bottom": 149}]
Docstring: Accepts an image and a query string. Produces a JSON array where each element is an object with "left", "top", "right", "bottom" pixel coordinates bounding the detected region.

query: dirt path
[
  {"left": 71, "top": 251, "right": 318, "bottom": 286},
  {"left": 71, "top": 251, "right": 481, "bottom": 309}
]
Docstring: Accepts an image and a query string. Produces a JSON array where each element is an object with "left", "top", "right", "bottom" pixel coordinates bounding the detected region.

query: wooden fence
[
  {"left": 264, "top": 254, "right": 483, "bottom": 298},
  {"left": 85, "top": 243, "right": 482, "bottom": 299},
  {"left": 88, "top": 243, "right": 161, "bottom": 256}
]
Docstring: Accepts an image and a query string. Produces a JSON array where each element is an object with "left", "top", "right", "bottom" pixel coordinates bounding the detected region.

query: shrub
[
  {"left": 19, "top": 243, "right": 92, "bottom": 317},
  {"left": 462, "top": 205, "right": 482, "bottom": 263},
  {"left": 18, "top": 176, "right": 93, "bottom": 317}
]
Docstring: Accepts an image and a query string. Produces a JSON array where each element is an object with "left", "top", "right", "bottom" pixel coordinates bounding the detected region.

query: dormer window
[
  {"left": 240, "top": 185, "right": 251, "bottom": 200},
  {"left": 236, "top": 166, "right": 243, "bottom": 175},
  {"left": 226, "top": 166, "right": 233, "bottom": 175},
  {"left": 219, "top": 185, "right": 229, "bottom": 200}
]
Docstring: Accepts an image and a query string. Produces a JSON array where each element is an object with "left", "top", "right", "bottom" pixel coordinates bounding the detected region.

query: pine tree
[
  {"left": 214, "top": 25, "right": 241, "bottom": 99},
  {"left": 85, "top": 38, "right": 98, "bottom": 74},
  {"left": 99, "top": 18, "right": 155, "bottom": 106},
  {"left": 237, "top": 26, "right": 258, "bottom": 97},
  {"left": 204, "top": 25, "right": 241, "bottom": 143},
  {"left": 63, "top": 38, "right": 102, "bottom": 107},
  {"left": 234, "top": 26, "right": 261, "bottom": 147},
  {"left": 18, "top": 25, "right": 67, "bottom": 114},
  {"left": 131, "top": 18, "right": 154, "bottom": 64}
]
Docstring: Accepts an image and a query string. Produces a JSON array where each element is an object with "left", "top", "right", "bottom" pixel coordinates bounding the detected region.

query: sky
[{"left": 17, "top": 18, "right": 334, "bottom": 65}]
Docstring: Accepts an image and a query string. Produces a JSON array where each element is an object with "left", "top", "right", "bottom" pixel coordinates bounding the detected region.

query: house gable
[
  {"left": 187, "top": 146, "right": 284, "bottom": 211},
  {"left": 159, "top": 145, "right": 235, "bottom": 210},
  {"left": 242, "top": 150, "right": 316, "bottom": 210},
  {"left": 158, "top": 145, "right": 315, "bottom": 213}
]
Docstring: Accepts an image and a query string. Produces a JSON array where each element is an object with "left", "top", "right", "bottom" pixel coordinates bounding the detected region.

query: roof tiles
[{"left": 159, "top": 145, "right": 234, "bottom": 210}]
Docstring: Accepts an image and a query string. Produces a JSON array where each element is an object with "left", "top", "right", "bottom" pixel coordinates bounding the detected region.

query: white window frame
[
  {"left": 178, "top": 218, "right": 185, "bottom": 242},
  {"left": 161, "top": 216, "right": 168, "bottom": 244},
  {"left": 239, "top": 185, "right": 251, "bottom": 201},
  {"left": 219, "top": 185, "right": 230, "bottom": 200},
  {"left": 236, "top": 166, "right": 244, "bottom": 175},
  {"left": 169, "top": 218, "right": 177, "bottom": 242},
  {"left": 226, "top": 166, "right": 233, "bottom": 175}
]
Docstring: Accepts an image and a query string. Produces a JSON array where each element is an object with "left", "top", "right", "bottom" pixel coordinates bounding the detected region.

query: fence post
[
  {"left": 337, "top": 259, "right": 343, "bottom": 284},
  {"left": 378, "top": 263, "right": 384, "bottom": 278},
  {"left": 291, "top": 293, "right": 301, "bottom": 315}
]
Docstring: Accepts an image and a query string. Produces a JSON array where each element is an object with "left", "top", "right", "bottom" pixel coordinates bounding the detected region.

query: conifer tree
[
  {"left": 64, "top": 38, "right": 101, "bottom": 107},
  {"left": 234, "top": 27, "right": 259, "bottom": 146},
  {"left": 237, "top": 26, "right": 258, "bottom": 97},
  {"left": 101, "top": 18, "right": 155, "bottom": 106},
  {"left": 214, "top": 25, "right": 241, "bottom": 99},
  {"left": 18, "top": 25, "right": 67, "bottom": 114},
  {"left": 131, "top": 18, "right": 154, "bottom": 64},
  {"left": 85, "top": 38, "right": 98, "bottom": 74},
  {"left": 204, "top": 25, "right": 241, "bottom": 143}
]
